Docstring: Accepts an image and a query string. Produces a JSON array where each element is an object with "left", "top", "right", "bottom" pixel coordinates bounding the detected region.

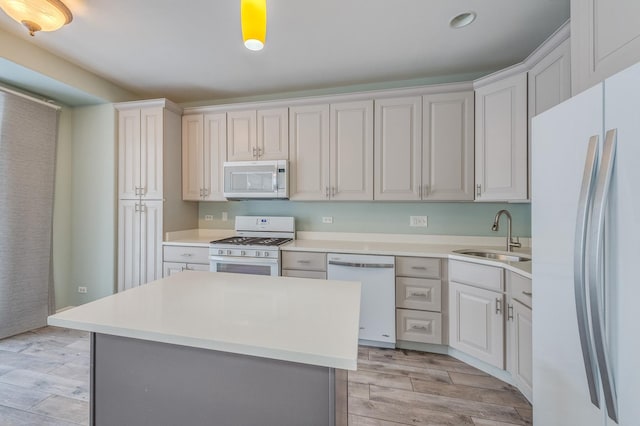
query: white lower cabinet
[
  {"left": 507, "top": 271, "right": 533, "bottom": 401},
  {"left": 118, "top": 200, "right": 163, "bottom": 292},
  {"left": 395, "top": 257, "right": 444, "bottom": 345},
  {"left": 508, "top": 299, "right": 532, "bottom": 401},
  {"left": 281, "top": 251, "right": 327, "bottom": 279},
  {"left": 162, "top": 245, "right": 210, "bottom": 277},
  {"left": 396, "top": 309, "right": 442, "bottom": 344},
  {"left": 163, "top": 262, "right": 209, "bottom": 276},
  {"left": 449, "top": 281, "right": 504, "bottom": 369}
]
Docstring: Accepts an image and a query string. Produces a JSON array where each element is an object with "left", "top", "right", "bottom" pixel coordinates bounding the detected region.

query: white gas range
[{"left": 209, "top": 216, "right": 295, "bottom": 276}]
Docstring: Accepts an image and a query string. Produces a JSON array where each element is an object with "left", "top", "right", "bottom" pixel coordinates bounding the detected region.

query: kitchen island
[{"left": 48, "top": 272, "right": 361, "bottom": 426}]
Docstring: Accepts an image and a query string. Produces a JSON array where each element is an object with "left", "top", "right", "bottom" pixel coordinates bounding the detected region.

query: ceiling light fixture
[
  {"left": 449, "top": 12, "right": 476, "bottom": 29},
  {"left": 0, "top": 0, "right": 73, "bottom": 36},
  {"left": 241, "top": 0, "right": 266, "bottom": 51}
]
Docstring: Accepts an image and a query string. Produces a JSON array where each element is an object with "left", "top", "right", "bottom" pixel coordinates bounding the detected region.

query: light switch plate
[
  {"left": 410, "top": 216, "right": 428, "bottom": 227},
  {"left": 322, "top": 217, "right": 333, "bottom": 224}
]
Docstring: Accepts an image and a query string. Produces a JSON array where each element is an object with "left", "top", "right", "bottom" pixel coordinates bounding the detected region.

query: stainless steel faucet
[{"left": 492, "top": 209, "right": 521, "bottom": 252}]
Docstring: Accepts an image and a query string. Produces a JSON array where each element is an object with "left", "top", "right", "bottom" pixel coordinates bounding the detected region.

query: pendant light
[
  {"left": 241, "top": 0, "right": 266, "bottom": 51},
  {"left": 0, "top": 0, "right": 73, "bottom": 36}
]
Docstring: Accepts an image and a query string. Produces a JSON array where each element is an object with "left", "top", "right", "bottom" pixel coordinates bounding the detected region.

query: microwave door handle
[{"left": 273, "top": 170, "right": 278, "bottom": 193}]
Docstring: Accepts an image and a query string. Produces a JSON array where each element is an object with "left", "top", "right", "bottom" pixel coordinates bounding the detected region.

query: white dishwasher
[{"left": 327, "top": 253, "right": 395, "bottom": 347}]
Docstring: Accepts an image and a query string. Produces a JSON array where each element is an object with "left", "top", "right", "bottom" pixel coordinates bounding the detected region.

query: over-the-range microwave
[{"left": 223, "top": 160, "right": 288, "bottom": 199}]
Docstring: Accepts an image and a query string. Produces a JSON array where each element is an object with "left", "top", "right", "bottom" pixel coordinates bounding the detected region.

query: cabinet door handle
[
  {"left": 258, "top": 147, "right": 263, "bottom": 158},
  {"left": 134, "top": 203, "right": 140, "bottom": 212},
  {"left": 423, "top": 184, "right": 429, "bottom": 197},
  {"left": 495, "top": 298, "right": 502, "bottom": 315},
  {"left": 331, "top": 187, "right": 336, "bottom": 197},
  {"left": 325, "top": 186, "right": 330, "bottom": 198},
  {"left": 507, "top": 304, "right": 514, "bottom": 321},
  {"left": 139, "top": 203, "right": 146, "bottom": 213},
  {"left": 523, "top": 291, "right": 532, "bottom": 297},
  {"left": 476, "top": 184, "right": 482, "bottom": 197}
]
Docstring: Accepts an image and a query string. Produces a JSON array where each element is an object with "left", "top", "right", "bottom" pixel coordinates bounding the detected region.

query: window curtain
[{"left": 0, "top": 87, "right": 60, "bottom": 340}]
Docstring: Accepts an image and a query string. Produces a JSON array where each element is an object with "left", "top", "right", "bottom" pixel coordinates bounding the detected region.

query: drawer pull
[
  {"left": 382, "top": 334, "right": 390, "bottom": 337},
  {"left": 297, "top": 260, "right": 311, "bottom": 264},
  {"left": 411, "top": 266, "right": 427, "bottom": 270},
  {"left": 410, "top": 292, "right": 427, "bottom": 298},
  {"left": 523, "top": 291, "right": 532, "bottom": 297},
  {"left": 411, "top": 325, "right": 428, "bottom": 331},
  {"left": 496, "top": 298, "right": 502, "bottom": 315},
  {"left": 181, "top": 253, "right": 193, "bottom": 257}
]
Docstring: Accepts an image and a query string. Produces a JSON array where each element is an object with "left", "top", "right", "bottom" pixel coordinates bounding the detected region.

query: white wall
[
  {"left": 52, "top": 107, "right": 73, "bottom": 309},
  {"left": 68, "top": 104, "right": 117, "bottom": 306}
]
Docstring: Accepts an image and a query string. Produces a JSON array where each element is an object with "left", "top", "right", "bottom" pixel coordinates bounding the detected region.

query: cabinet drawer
[
  {"left": 282, "top": 269, "right": 327, "bottom": 280},
  {"left": 396, "top": 277, "right": 441, "bottom": 312},
  {"left": 282, "top": 251, "right": 327, "bottom": 272},
  {"left": 396, "top": 309, "right": 442, "bottom": 344},
  {"left": 449, "top": 260, "right": 503, "bottom": 291},
  {"left": 396, "top": 257, "right": 441, "bottom": 279},
  {"left": 163, "top": 245, "right": 209, "bottom": 264},
  {"left": 509, "top": 271, "right": 532, "bottom": 308}
]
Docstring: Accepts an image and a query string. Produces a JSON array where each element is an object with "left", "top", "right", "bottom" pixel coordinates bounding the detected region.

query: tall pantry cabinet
[{"left": 116, "top": 99, "right": 198, "bottom": 292}]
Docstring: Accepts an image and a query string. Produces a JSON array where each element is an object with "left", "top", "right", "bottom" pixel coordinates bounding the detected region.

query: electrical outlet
[
  {"left": 322, "top": 216, "right": 333, "bottom": 224},
  {"left": 204, "top": 215, "right": 214, "bottom": 221},
  {"left": 409, "top": 216, "right": 428, "bottom": 228},
  {"left": 222, "top": 212, "right": 228, "bottom": 221},
  {"left": 77, "top": 286, "right": 87, "bottom": 294}
]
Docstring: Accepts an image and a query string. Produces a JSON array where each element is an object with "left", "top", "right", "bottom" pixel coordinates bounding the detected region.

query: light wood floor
[{"left": 0, "top": 327, "right": 531, "bottom": 425}]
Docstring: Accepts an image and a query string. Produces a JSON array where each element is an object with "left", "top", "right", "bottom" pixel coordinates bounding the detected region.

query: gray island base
[{"left": 91, "top": 333, "right": 348, "bottom": 426}]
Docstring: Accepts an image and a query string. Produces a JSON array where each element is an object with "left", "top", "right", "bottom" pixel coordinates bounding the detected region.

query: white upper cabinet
[
  {"left": 571, "top": 0, "right": 640, "bottom": 94},
  {"left": 423, "top": 92, "right": 474, "bottom": 201},
  {"left": 528, "top": 38, "right": 571, "bottom": 118},
  {"left": 182, "top": 113, "right": 227, "bottom": 201},
  {"left": 475, "top": 72, "right": 528, "bottom": 201},
  {"left": 227, "top": 108, "right": 288, "bottom": 161},
  {"left": 257, "top": 108, "right": 289, "bottom": 160},
  {"left": 289, "top": 102, "right": 372, "bottom": 200},
  {"left": 374, "top": 96, "right": 422, "bottom": 201},
  {"left": 374, "top": 92, "right": 474, "bottom": 201},
  {"left": 289, "top": 104, "right": 330, "bottom": 200},
  {"left": 119, "top": 107, "right": 165, "bottom": 200},
  {"left": 330, "top": 100, "right": 374, "bottom": 201},
  {"left": 182, "top": 114, "right": 204, "bottom": 201}
]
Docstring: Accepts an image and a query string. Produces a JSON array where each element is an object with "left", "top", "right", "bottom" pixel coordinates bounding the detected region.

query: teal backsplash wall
[{"left": 199, "top": 201, "right": 531, "bottom": 237}]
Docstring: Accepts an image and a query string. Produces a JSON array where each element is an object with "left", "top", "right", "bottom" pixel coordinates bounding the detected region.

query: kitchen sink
[{"left": 453, "top": 249, "right": 531, "bottom": 262}]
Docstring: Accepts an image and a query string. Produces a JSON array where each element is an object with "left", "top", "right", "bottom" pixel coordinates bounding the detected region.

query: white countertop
[
  {"left": 163, "top": 229, "right": 235, "bottom": 247},
  {"left": 282, "top": 238, "right": 532, "bottom": 278},
  {"left": 48, "top": 272, "right": 362, "bottom": 370}
]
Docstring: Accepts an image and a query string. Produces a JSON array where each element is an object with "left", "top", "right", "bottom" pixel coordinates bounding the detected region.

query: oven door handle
[{"left": 209, "top": 256, "right": 279, "bottom": 265}]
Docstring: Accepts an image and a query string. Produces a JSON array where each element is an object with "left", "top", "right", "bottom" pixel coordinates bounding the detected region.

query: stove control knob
[
  {"left": 241, "top": 251, "right": 246, "bottom": 256},
  {"left": 218, "top": 250, "right": 223, "bottom": 255},
  {"left": 226, "top": 250, "right": 232, "bottom": 255},
  {"left": 256, "top": 251, "right": 261, "bottom": 257},
  {"left": 264, "top": 251, "right": 270, "bottom": 257}
]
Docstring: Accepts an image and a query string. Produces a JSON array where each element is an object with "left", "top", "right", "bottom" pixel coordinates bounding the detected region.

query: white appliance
[
  {"left": 209, "top": 216, "right": 294, "bottom": 276},
  {"left": 531, "top": 61, "right": 640, "bottom": 425},
  {"left": 327, "top": 253, "right": 395, "bottom": 347},
  {"left": 223, "top": 160, "right": 288, "bottom": 199}
]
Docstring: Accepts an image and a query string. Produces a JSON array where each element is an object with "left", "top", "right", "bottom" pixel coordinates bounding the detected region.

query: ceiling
[{"left": 0, "top": 0, "right": 570, "bottom": 105}]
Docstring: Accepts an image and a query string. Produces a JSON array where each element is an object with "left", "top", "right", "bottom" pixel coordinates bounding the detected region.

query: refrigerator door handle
[
  {"left": 573, "top": 135, "right": 601, "bottom": 408},
  {"left": 589, "top": 129, "right": 618, "bottom": 423}
]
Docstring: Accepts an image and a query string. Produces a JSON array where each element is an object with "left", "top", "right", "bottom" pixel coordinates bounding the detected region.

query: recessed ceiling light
[{"left": 450, "top": 12, "right": 476, "bottom": 29}]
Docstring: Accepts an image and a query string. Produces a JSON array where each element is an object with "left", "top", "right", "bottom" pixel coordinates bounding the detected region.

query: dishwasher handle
[{"left": 328, "top": 260, "right": 394, "bottom": 269}]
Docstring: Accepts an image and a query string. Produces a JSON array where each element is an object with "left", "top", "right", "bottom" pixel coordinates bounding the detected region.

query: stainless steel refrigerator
[{"left": 531, "top": 61, "right": 640, "bottom": 425}]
